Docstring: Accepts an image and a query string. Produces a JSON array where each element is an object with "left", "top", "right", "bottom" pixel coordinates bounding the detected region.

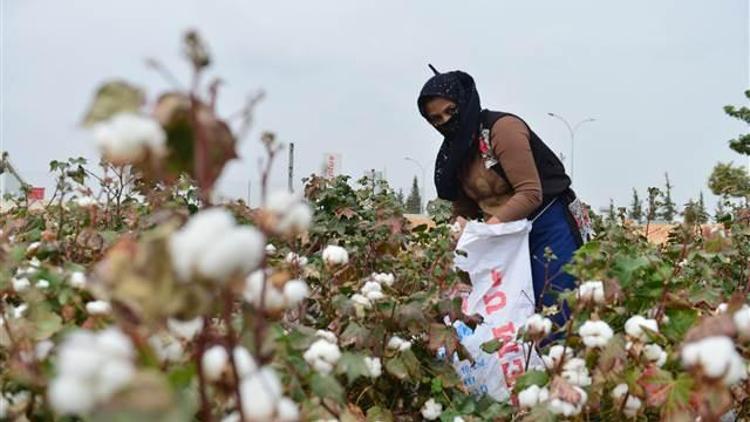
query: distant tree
[
  {"left": 646, "top": 187, "right": 662, "bottom": 223},
  {"left": 697, "top": 191, "right": 709, "bottom": 224},
  {"left": 607, "top": 199, "right": 616, "bottom": 222},
  {"left": 405, "top": 176, "right": 422, "bottom": 214},
  {"left": 628, "top": 188, "right": 643, "bottom": 223},
  {"left": 709, "top": 90, "right": 750, "bottom": 202},
  {"left": 660, "top": 173, "right": 677, "bottom": 222},
  {"left": 683, "top": 199, "right": 699, "bottom": 225},
  {"left": 396, "top": 189, "right": 405, "bottom": 206}
]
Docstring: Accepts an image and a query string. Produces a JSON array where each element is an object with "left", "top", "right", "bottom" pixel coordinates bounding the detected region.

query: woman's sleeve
[{"left": 491, "top": 117, "right": 543, "bottom": 221}]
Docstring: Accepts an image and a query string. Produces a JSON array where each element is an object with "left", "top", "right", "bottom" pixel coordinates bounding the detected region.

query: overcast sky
[{"left": 2, "top": 0, "right": 749, "bottom": 211}]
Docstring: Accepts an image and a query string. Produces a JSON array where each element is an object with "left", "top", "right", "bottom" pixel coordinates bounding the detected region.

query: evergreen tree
[
  {"left": 405, "top": 176, "right": 422, "bottom": 214},
  {"left": 628, "top": 188, "right": 643, "bottom": 223},
  {"left": 396, "top": 189, "right": 405, "bottom": 206},
  {"left": 709, "top": 90, "right": 750, "bottom": 201},
  {"left": 697, "top": 191, "right": 709, "bottom": 224},
  {"left": 607, "top": 199, "right": 616, "bottom": 222},
  {"left": 660, "top": 173, "right": 677, "bottom": 222},
  {"left": 646, "top": 187, "right": 661, "bottom": 223}
]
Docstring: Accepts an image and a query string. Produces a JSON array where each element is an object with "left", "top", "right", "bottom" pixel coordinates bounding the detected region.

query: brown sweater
[{"left": 453, "top": 116, "right": 542, "bottom": 221}]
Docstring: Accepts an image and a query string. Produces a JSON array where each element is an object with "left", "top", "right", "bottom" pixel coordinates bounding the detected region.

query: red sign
[{"left": 27, "top": 187, "right": 45, "bottom": 200}]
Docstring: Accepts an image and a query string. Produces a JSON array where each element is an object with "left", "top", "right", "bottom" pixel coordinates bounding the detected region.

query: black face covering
[{"left": 417, "top": 71, "right": 482, "bottom": 201}]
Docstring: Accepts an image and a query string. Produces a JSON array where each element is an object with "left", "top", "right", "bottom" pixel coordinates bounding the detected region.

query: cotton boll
[
  {"left": 48, "top": 376, "right": 96, "bottom": 415},
  {"left": 238, "top": 366, "right": 284, "bottom": 420},
  {"left": 96, "top": 328, "right": 134, "bottom": 361},
  {"left": 94, "top": 359, "right": 135, "bottom": 401},
  {"left": 643, "top": 344, "right": 667, "bottom": 367},
  {"left": 518, "top": 384, "right": 549, "bottom": 408},
  {"left": 681, "top": 336, "right": 747, "bottom": 385},
  {"left": 69, "top": 272, "right": 87, "bottom": 288},
  {"left": 315, "top": 330, "right": 338, "bottom": 344},
  {"left": 285, "top": 252, "right": 308, "bottom": 267},
  {"left": 420, "top": 398, "right": 443, "bottom": 420},
  {"left": 202, "top": 345, "right": 229, "bottom": 382},
  {"left": 387, "top": 336, "right": 412, "bottom": 352},
  {"left": 525, "top": 314, "right": 553, "bottom": 338},
  {"left": 169, "top": 208, "right": 236, "bottom": 281},
  {"left": 283, "top": 280, "right": 310, "bottom": 307},
  {"left": 36, "top": 279, "right": 50, "bottom": 289},
  {"left": 276, "top": 397, "right": 300, "bottom": 422},
  {"left": 364, "top": 357, "right": 382, "bottom": 378},
  {"left": 197, "top": 226, "right": 265, "bottom": 282},
  {"left": 94, "top": 113, "right": 166, "bottom": 164},
  {"left": 243, "top": 271, "right": 286, "bottom": 311},
  {"left": 578, "top": 320, "right": 614, "bottom": 348},
  {"left": 149, "top": 334, "right": 184, "bottom": 363},
  {"left": 86, "top": 300, "right": 112, "bottom": 315},
  {"left": 167, "top": 317, "right": 204, "bottom": 341},
  {"left": 265, "top": 243, "right": 277, "bottom": 255},
  {"left": 233, "top": 347, "right": 257, "bottom": 379},
  {"left": 577, "top": 281, "right": 605, "bottom": 305},
  {"left": 624, "top": 315, "right": 659, "bottom": 342},
  {"left": 12, "top": 277, "right": 31, "bottom": 293},
  {"left": 277, "top": 203, "right": 313, "bottom": 234},
  {"left": 266, "top": 191, "right": 298, "bottom": 213},
  {"left": 322, "top": 245, "right": 349, "bottom": 265},
  {"left": 350, "top": 293, "right": 371, "bottom": 308},
  {"left": 303, "top": 339, "right": 342, "bottom": 374},
  {"left": 733, "top": 306, "right": 750, "bottom": 338},
  {"left": 35, "top": 340, "right": 54, "bottom": 361},
  {"left": 543, "top": 345, "right": 573, "bottom": 368},
  {"left": 372, "top": 272, "right": 395, "bottom": 286}
]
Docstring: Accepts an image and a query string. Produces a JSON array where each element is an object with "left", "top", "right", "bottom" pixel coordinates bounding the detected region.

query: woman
[{"left": 417, "top": 69, "right": 587, "bottom": 327}]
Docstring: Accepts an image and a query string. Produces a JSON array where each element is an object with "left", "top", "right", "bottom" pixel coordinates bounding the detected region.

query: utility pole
[
  {"left": 288, "top": 142, "right": 295, "bottom": 193},
  {"left": 547, "top": 113, "right": 596, "bottom": 183}
]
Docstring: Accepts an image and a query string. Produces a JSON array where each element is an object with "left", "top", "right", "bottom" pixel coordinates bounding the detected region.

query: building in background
[{"left": 321, "top": 153, "right": 342, "bottom": 179}]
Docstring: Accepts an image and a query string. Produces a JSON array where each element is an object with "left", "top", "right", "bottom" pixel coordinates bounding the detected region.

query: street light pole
[
  {"left": 547, "top": 113, "right": 596, "bottom": 183},
  {"left": 404, "top": 157, "right": 426, "bottom": 214}
]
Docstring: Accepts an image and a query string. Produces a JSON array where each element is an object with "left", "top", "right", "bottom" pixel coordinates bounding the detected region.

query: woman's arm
[{"left": 490, "top": 116, "right": 543, "bottom": 221}]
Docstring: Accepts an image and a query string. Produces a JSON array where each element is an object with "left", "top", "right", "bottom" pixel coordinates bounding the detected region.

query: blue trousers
[{"left": 529, "top": 199, "right": 581, "bottom": 328}]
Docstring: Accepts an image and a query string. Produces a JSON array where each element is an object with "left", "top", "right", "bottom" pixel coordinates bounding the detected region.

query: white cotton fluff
[
  {"left": 12, "top": 277, "right": 31, "bottom": 293},
  {"left": 276, "top": 397, "right": 300, "bottom": 422},
  {"left": 303, "top": 339, "right": 342, "bottom": 374},
  {"left": 240, "top": 366, "right": 283, "bottom": 420},
  {"left": 315, "top": 330, "right": 338, "bottom": 344},
  {"left": 148, "top": 334, "right": 184, "bottom": 363},
  {"left": 372, "top": 272, "right": 396, "bottom": 286},
  {"left": 547, "top": 386, "right": 587, "bottom": 417},
  {"left": 36, "top": 279, "right": 50, "bottom": 289},
  {"left": 421, "top": 398, "right": 443, "bottom": 420},
  {"left": 577, "top": 280, "right": 605, "bottom": 305},
  {"left": 518, "top": 384, "right": 550, "bottom": 408},
  {"left": 562, "top": 358, "right": 592, "bottom": 387},
  {"left": 578, "top": 320, "right": 614, "bottom": 348},
  {"left": 93, "top": 113, "right": 166, "bottom": 164},
  {"left": 35, "top": 340, "right": 54, "bottom": 361},
  {"left": 285, "top": 252, "right": 308, "bottom": 267},
  {"left": 233, "top": 346, "right": 258, "bottom": 379},
  {"left": 611, "top": 383, "right": 642, "bottom": 417},
  {"left": 542, "top": 345, "right": 573, "bottom": 368},
  {"left": 75, "top": 196, "right": 98, "bottom": 208},
  {"left": 266, "top": 191, "right": 314, "bottom": 235},
  {"left": 29, "top": 257, "right": 41, "bottom": 268},
  {"left": 643, "top": 344, "right": 668, "bottom": 367},
  {"left": 387, "top": 336, "right": 412, "bottom": 352},
  {"left": 202, "top": 345, "right": 229, "bottom": 382},
  {"left": 350, "top": 293, "right": 372, "bottom": 308},
  {"left": 26, "top": 241, "right": 41, "bottom": 254},
  {"left": 322, "top": 245, "right": 349, "bottom": 265},
  {"left": 624, "top": 315, "right": 659, "bottom": 342},
  {"left": 12, "top": 304, "right": 28, "bottom": 319},
  {"left": 69, "top": 272, "right": 87, "bottom": 289},
  {"left": 364, "top": 356, "right": 382, "bottom": 379},
  {"left": 716, "top": 303, "right": 729, "bottom": 314},
  {"left": 85, "top": 300, "right": 111, "bottom": 316},
  {"left": 167, "top": 317, "right": 204, "bottom": 341},
  {"left": 283, "top": 280, "right": 310, "bottom": 307},
  {"left": 168, "top": 208, "right": 235, "bottom": 281},
  {"left": 265, "top": 243, "right": 277, "bottom": 255},
  {"left": 525, "top": 314, "right": 553, "bottom": 337},
  {"left": 196, "top": 226, "right": 265, "bottom": 282},
  {"left": 361, "top": 281, "right": 385, "bottom": 301},
  {"left": 48, "top": 328, "right": 135, "bottom": 415},
  {"left": 243, "top": 271, "right": 286, "bottom": 312},
  {"left": 681, "top": 336, "right": 746, "bottom": 386},
  {"left": 733, "top": 306, "right": 750, "bottom": 339}
]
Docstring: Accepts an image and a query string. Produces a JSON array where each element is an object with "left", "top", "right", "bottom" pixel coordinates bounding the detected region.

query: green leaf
[
  {"left": 82, "top": 80, "right": 145, "bottom": 126},
  {"left": 480, "top": 338, "right": 503, "bottom": 354},
  {"left": 366, "top": 407, "right": 394, "bottom": 422},
  {"left": 29, "top": 305, "right": 63, "bottom": 341},
  {"left": 167, "top": 364, "right": 196, "bottom": 390},
  {"left": 310, "top": 373, "right": 344, "bottom": 404},
  {"left": 336, "top": 352, "right": 370, "bottom": 385},
  {"left": 385, "top": 356, "right": 409, "bottom": 381},
  {"left": 662, "top": 308, "right": 698, "bottom": 342},
  {"left": 513, "top": 370, "right": 549, "bottom": 393}
]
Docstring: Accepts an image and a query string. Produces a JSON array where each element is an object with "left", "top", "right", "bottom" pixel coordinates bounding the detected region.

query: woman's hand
[
  {"left": 451, "top": 216, "right": 468, "bottom": 240},
  {"left": 486, "top": 216, "right": 502, "bottom": 225}
]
